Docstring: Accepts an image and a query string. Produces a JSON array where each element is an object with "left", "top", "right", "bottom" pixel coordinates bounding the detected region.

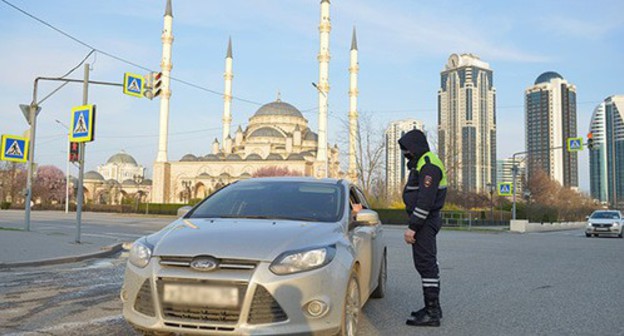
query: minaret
[
  {"left": 316, "top": 0, "right": 331, "bottom": 177},
  {"left": 156, "top": 0, "right": 174, "bottom": 163},
  {"left": 152, "top": 0, "right": 174, "bottom": 203},
  {"left": 222, "top": 37, "right": 234, "bottom": 146},
  {"left": 348, "top": 27, "right": 359, "bottom": 183}
]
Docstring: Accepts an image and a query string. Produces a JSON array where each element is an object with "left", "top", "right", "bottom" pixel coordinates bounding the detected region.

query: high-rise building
[
  {"left": 525, "top": 71, "right": 578, "bottom": 188},
  {"left": 385, "top": 119, "right": 425, "bottom": 195},
  {"left": 496, "top": 158, "right": 525, "bottom": 196},
  {"left": 589, "top": 96, "right": 624, "bottom": 208},
  {"left": 438, "top": 53, "right": 497, "bottom": 193}
]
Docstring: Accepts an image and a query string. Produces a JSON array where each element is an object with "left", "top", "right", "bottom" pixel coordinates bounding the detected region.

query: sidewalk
[{"left": 0, "top": 211, "right": 132, "bottom": 268}]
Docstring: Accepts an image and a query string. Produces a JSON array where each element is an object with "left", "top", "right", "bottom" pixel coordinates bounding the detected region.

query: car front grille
[
  {"left": 248, "top": 285, "right": 288, "bottom": 324},
  {"left": 159, "top": 256, "right": 257, "bottom": 271},
  {"left": 134, "top": 280, "right": 156, "bottom": 317},
  {"left": 592, "top": 223, "right": 613, "bottom": 228},
  {"left": 156, "top": 278, "right": 247, "bottom": 325}
]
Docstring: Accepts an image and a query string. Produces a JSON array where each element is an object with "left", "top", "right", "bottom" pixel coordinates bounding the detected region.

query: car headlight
[
  {"left": 129, "top": 240, "right": 153, "bottom": 268},
  {"left": 587, "top": 222, "right": 593, "bottom": 227},
  {"left": 270, "top": 246, "right": 336, "bottom": 275},
  {"left": 613, "top": 223, "right": 620, "bottom": 227}
]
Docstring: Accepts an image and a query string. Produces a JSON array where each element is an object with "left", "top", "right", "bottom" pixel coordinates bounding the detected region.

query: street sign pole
[
  {"left": 22, "top": 92, "right": 40, "bottom": 231},
  {"left": 75, "top": 63, "right": 89, "bottom": 244}
]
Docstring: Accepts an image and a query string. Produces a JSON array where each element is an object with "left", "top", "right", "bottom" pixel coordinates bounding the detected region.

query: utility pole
[{"left": 75, "top": 63, "right": 89, "bottom": 243}]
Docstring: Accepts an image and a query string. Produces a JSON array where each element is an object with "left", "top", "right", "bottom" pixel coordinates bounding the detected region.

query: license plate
[
  {"left": 163, "top": 284, "right": 239, "bottom": 307},
  {"left": 596, "top": 228, "right": 608, "bottom": 231}
]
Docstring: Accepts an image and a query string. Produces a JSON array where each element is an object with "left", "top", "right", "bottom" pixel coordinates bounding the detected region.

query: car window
[
  {"left": 590, "top": 211, "right": 621, "bottom": 219},
  {"left": 355, "top": 188, "right": 370, "bottom": 209},
  {"left": 188, "top": 181, "right": 345, "bottom": 223}
]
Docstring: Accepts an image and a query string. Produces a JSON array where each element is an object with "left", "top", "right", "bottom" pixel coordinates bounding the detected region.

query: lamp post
[
  {"left": 182, "top": 180, "right": 192, "bottom": 203},
  {"left": 311, "top": 82, "right": 329, "bottom": 178},
  {"left": 133, "top": 174, "right": 144, "bottom": 213},
  {"left": 487, "top": 183, "right": 494, "bottom": 225},
  {"left": 55, "top": 119, "right": 71, "bottom": 213}
]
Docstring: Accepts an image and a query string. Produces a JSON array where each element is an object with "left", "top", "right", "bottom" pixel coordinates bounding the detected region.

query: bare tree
[{"left": 252, "top": 166, "right": 303, "bottom": 178}]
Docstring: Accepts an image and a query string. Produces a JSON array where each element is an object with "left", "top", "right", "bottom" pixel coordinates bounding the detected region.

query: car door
[
  {"left": 355, "top": 187, "right": 383, "bottom": 290},
  {"left": 348, "top": 186, "right": 376, "bottom": 295}
]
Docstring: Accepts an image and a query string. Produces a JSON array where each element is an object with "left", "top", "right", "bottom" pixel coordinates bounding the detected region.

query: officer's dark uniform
[{"left": 398, "top": 129, "right": 447, "bottom": 327}]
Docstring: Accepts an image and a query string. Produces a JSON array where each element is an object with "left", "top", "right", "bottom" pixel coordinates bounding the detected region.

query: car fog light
[{"left": 305, "top": 299, "right": 329, "bottom": 317}]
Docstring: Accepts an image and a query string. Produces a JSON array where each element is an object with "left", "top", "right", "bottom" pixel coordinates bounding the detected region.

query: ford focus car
[
  {"left": 121, "top": 177, "right": 387, "bottom": 335},
  {"left": 585, "top": 210, "right": 624, "bottom": 238}
]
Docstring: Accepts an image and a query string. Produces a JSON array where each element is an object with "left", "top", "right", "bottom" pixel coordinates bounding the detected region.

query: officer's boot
[
  {"left": 406, "top": 297, "right": 441, "bottom": 327},
  {"left": 411, "top": 279, "right": 442, "bottom": 319},
  {"left": 411, "top": 296, "right": 443, "bottom": 319}
]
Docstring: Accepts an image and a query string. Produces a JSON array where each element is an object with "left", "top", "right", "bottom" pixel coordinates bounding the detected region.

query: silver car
[
  {"left": 585, "top": 210, "right": 624, "bottom": 238},
  {"left": 121, "top": 177, "right": 387, "bottom": 335}
]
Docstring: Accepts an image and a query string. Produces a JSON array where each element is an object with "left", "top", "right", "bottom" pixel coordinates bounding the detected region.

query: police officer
[{"left": 398, "top": 129, "right": 447, "bottom": 327}]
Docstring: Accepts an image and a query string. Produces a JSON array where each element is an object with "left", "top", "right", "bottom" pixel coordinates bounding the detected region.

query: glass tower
[{"left": 589, "top": 96, "right": 624, "bottom": 208}]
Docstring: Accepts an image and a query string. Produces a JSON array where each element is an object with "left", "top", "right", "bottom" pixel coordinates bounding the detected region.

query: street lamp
[
  {"left": 487, "top": 183, "right": 495, "bottom": 225},
  {"left": 55, "top": 119, "right": 71, "bottom": 214},
  {"left": 182, "top": 180, "right": 192, "bottom": 203},
  {"left": 311, "top": 82, "right": 329, "bottom": 178},
  {"left": 133, "top": 174, "right": 144, "bottom": 213}
]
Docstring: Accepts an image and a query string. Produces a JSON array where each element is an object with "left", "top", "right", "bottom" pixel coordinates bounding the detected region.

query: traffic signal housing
[
  {"left": 587, "top": 132, "right": 594, "bottom": 150},
  {"left": 142, "top": 72, "right": 163, "bottom": 100},
  {"left": 69, "top": 142, "right": 81, "bottom": 162}
]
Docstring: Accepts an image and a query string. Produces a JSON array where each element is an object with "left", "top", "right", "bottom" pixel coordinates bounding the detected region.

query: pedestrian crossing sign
[
  {"left": 69, "top": 105, "right": 96, "bottom": 143},
  {"left": 498, "top": 183, "right": 513, "bottom": 196},
  {"left": 1, "top": 134, "right": 29, "bottom": 163},
  {"left": 567, "top": 137, "right": 583, "bottom": 152},
  {"left": 123, "top": 73, "right": 144, "bottom": 98}
]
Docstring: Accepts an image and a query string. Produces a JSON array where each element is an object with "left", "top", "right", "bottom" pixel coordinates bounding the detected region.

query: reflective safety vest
[{"left": 416, "top": 152, "right": 447, "bottom": 188}]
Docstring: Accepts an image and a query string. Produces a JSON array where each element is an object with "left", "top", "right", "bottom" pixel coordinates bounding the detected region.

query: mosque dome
[
  {"left": 535, "top": 71, "right": 564, "bottom": 85},
  {"left": 180, "top": 154, "right": 198, "bottom": 162},
  {"left": 253, "top": 100, "right": 304, "bottom": 118},
  {"left": 245, "top": 153, "right": 263, "bottom": 161},
  {"left": 84, "top": 171, "right": 105, "bottom": 181},
  {"left": 265, "top": 153, "right": 284, "bottom": 160},
  {"left": 248, "top": 127, "right": 285, "bottom": 138},
  {"left": 106, "top": 152, "right": 138, "bottom": 165},
  {"left": 287, "top": 153, "right": 305, "bottom": 161},
  {"left": 303, "top": 130, "right": 318, "bottom": 141}
]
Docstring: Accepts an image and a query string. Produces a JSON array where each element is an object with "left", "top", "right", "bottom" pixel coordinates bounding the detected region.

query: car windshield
[
  {"left": 590, "top": 211, "right": 620, "bottom": 219},
  {"left": 187, "top": 180, "right": 345, "bottom": 223}
]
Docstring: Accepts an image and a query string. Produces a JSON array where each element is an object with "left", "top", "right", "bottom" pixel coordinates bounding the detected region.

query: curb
[{"left": 0, "top": 243, "right": 125, "bottom": 269}]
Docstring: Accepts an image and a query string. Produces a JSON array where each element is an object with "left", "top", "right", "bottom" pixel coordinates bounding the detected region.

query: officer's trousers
[{"left": 411, "top": 214, "right": 442, "bottom": 299}]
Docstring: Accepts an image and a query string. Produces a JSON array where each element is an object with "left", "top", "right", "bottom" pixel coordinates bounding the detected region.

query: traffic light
[
  {"left": 587, "top": 132, "right": 594, "bottom": 150},
  {"left": 142, "top": 72, "right": 163, "bottom": 100},
  {"left": 152, "top": 72, "right": 162, "bottom": 98},
  {"left": 69, "top": 142, "right": 81, "bottom": 162}
]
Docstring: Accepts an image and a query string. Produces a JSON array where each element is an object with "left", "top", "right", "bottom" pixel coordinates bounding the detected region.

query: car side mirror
[
  {"left": 177, "top": 206, "right": 193, "bottom": 217},
  {"left": 355, "top": 209, "right": 380, "bottom": 226},
  {"left": 585, "top": 216, "right": 590, "bottom": 221}
]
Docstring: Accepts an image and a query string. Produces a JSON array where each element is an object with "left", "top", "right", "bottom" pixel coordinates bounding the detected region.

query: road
[{"left": 1, "top": 214, "right": 623, "bottom": 335}]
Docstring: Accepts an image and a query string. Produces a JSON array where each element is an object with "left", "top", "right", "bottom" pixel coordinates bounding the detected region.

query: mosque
[{"left": 151, "top": 0, "right": 360, "bottom": 203}]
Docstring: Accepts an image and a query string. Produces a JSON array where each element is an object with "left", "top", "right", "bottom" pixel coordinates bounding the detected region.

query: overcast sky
[{"left": 1, "top": 0, "right": 623, "bottom": 192}]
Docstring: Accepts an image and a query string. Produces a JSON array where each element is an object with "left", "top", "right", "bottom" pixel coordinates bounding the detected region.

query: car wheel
[
  {"left": 340, "top": 270, "right": 361, "bottom": 336},
  {"left": 618, "top": 230, "right": 623, "bottom": 238},
  {"left": 370, "top": 250, "right": 387, "bottom": 299},
  {"left": 585, "top": 233, "right": 591, "bottom": 238}
]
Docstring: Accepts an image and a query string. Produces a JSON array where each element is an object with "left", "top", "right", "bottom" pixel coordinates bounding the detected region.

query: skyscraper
[
  {"left": 525, "top": 71, "right": 578, "bottom": 188},
  {"left": 385, "top": 119, "right": 424, "bottom": 195},
  {"left": 589, "top": 96, "right": 624, "bottom": 208},
  {"left": 438, "top": 53, "right": 497, "bottom": 193},
  {"left": 496, "top": 158, "right": 525, "bottom": 196}
]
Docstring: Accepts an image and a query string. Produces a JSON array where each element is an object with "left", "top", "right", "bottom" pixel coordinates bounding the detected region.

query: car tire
[
  {"left": 618, "top": 230, "right": 623, "bottom": 238},
  {"left": 339, "top": 270, "right": 361, "bottom": 336},
  {"left": 370, "top": 250, "right": 387, "bottom": 299},
  {"left": 585, "top": 233, "right": 591, "bottom": 238}
]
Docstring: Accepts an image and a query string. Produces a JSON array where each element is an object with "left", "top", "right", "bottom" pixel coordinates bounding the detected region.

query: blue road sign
[
  {"left": 69, "top": 105, "right": 95, "bottom": 143},
  {"left": 1, "top": 135, "right": 29, "bottom": 163},
  {"left": 124, "top": 73, "right": 144, "bottom": 98},
  {"left": 498, "top": 183, "right": 513, "bottom": 196},
  {"left": 567, "top": 137, "right": 583, "bottom": 152}
]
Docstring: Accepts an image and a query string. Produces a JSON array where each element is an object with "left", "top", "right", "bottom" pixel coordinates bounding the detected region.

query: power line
[{"left": 0, "top": 0, "right": 263, "bottom": 106}]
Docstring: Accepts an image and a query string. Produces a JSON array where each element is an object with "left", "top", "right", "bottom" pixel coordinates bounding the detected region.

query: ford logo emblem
[{"left": 190, "top": 257, "right": 219, "bottom": 272}]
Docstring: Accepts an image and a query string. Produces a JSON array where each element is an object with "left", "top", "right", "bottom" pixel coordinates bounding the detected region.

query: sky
[{"left": 1, "top": 0, "right": 623, "bottom": 193}]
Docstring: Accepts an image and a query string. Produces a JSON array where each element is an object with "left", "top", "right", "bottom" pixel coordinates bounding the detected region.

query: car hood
[
  {"left": 148, "top": 218, "right": 343, "bottom": 262},
  {"left": 589, "top": 219, "right": 621, "bottom": 224}
]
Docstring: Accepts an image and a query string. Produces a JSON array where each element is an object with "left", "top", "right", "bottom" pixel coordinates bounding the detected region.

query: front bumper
[
  {"left": 586, "top": 226, "right": 621, "bottom": 235},
  {"left": 121, "top": 256, "right": 349, "bottom": 335}
]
